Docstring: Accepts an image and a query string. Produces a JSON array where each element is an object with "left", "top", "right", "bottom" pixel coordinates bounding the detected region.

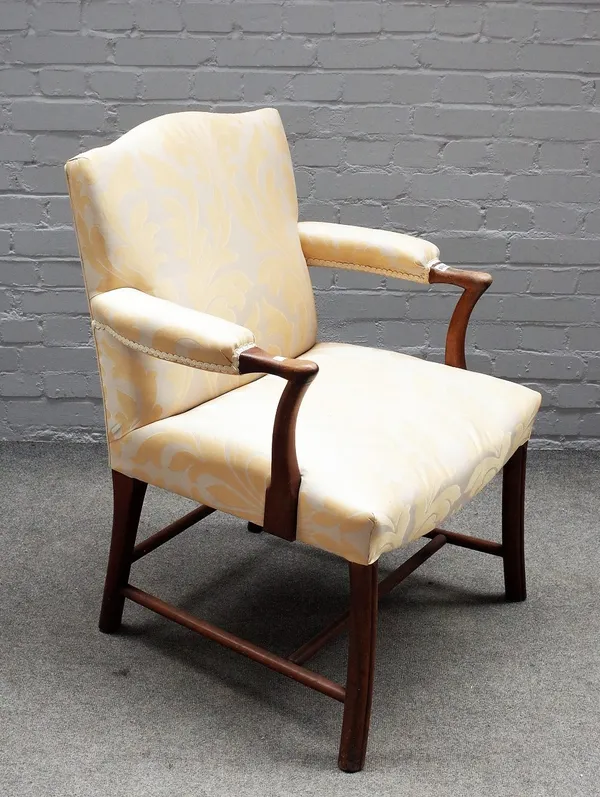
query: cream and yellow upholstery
[
  {"left": 66, "top": 109, "right": 316, "bottom": 440},
  {"left": 298, "top": 221, "right": 441, "bottom": 283},
  {"left": 91, "top": 288, "right": 256, "bottom": 374},
  {"left": 111, "top": 343, "right": 539, "bottom": 565},
  {"left": 66, "top": 108, "right": 541, "bottom": 566}
]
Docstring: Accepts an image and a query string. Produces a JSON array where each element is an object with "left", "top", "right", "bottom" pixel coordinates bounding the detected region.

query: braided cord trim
[
  {"left": 305, "top": 257, "right": 433, "bottom": 284},
  {"left": 92, "top": 320, "right": 255, "bottom": 375}
]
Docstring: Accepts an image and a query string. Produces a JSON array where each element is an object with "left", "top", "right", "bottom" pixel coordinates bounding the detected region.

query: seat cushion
[{"left": 111, "top": 343, "right": 541, "bottom": 565}]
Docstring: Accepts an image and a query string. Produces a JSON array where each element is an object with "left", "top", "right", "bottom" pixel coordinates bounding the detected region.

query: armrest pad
[
  {"left": 298, "top": 221, "right": 440, "bottom": 284},
  {"left": 90, "top": 288, "right": 255, "bottom": 374}
]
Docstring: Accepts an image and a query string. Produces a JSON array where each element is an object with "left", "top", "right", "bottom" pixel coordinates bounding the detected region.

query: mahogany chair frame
[{"left": 99, "top": 264, "right": 529, "bottom": 772}]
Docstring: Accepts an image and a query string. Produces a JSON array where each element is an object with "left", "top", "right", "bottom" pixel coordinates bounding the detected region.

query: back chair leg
[
  {"left": 502, "top": 443, "right": 528, "bottom": 602},
  {"left": 338, "top": 561, "right": 378, "bottom": 773},
  {"left": 99, "top": 470, "right": 147, "bottom": 633}
]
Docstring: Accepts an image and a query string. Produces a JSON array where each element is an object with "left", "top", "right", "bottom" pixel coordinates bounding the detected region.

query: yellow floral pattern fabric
[
  {"left": 66, "top": 108, "right": 541, "bottom": 565},
  {"left": 111, "top": 342, "right": 541, "bottom": 566},
  {"left": 298, "top": 221, "right": 440, "bottom": 284},
  {"left": 91, "top": 287, "right": 256, "bottom": 374},
  {"left": 65, "top": 109, "right": 317, "bottom": 441}
]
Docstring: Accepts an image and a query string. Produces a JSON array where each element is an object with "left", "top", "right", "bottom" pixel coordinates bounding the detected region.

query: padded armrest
[
  {"left": 298, "top": 221, "right": 440, "bottom": 285},
  {"left": 90, "top": 287, "right": 256, "bottom": 374}
]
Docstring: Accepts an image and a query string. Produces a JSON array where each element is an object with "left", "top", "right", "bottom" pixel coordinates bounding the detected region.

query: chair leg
[
  {"left": 338, "top": 561, "right": 378, "bottom": 773},
  {"left": 502, "top": 443, "right": 528, "bottom": 602},
  {"left": 99, "top": 470, "right": 147, "bottom": 633}
]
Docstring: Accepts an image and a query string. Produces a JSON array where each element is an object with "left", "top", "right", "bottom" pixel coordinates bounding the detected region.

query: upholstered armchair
[{"left": 65, "top": 109, "right": 540, "bottom": 773}]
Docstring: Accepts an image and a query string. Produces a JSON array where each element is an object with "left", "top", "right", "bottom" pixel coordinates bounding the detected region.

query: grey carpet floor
[{"left": 1, "top": 443, "right": 599, "bottom": 797}]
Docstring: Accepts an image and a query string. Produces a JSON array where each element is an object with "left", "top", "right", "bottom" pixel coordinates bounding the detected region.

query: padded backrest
[{"left": 66, "top": 109, "right": 317, "bottom": 441}]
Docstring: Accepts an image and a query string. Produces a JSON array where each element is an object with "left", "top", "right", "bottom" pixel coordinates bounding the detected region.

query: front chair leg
[
  {"left": 338, "top": 561, "right": 378, "bottom": 773},
  {"left": 99, "top": 470, "right": 147, "bottom": 633},
  {"left": 502, "top": 443, "right": 528, "bottom": 602}
]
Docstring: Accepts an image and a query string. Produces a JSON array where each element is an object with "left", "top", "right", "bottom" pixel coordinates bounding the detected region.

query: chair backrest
[{"left": 66, "top": 109, "right": 317, "bottom": 441}]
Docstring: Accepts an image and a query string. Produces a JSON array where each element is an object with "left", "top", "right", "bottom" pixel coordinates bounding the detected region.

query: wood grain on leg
[
  {"left": 99, "top": 470, "right": 147, "bottom": 633},
  {"left": 338, "top": 562, "right": 378, "bottom": 773}
]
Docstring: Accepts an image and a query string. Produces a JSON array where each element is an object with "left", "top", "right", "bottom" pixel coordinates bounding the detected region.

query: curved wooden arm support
[
  {"left": 238, "top": 346, "right": 318, "bottom": 542},
  {"left": 429, "top": 263, "right": 493, "bottom": 369}
]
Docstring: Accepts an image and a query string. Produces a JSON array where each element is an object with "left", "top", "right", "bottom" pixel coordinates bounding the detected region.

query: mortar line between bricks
[{"left": 2, "top": 2, "right": 599, "bottom": 444}]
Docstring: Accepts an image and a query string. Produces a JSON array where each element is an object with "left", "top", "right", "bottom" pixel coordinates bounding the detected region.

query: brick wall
[{"left": 0, "top": 1, "right": 598, "bottom": 446}]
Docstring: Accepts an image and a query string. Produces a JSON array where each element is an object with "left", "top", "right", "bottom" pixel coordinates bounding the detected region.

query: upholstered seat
[
  {"left": 66, "top": 107, "right": 541, "bottom": 773},
  {"left": 111, "top": 342, "right": 539, "bottom": 565}
]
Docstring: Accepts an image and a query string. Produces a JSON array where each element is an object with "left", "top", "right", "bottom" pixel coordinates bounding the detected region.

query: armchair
[{"left": 66, "top": 109, "right": 540, "bottom": 773}]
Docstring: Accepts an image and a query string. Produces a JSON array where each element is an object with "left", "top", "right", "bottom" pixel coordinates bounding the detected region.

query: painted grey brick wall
[{"left": 0, "top": 0, "right": 599, "bottom": 447}]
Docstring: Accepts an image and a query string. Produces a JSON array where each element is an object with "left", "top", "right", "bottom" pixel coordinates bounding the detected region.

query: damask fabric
[
  {"left": 91, "top": 288, "right": 256, "bottom": 374},
  {"left": 111, "top": 342, "right": 541, "bottom": 566},
  {"left": 65, "top": 108, "right": 317, "bottom": 440},
  {"left": 298, "top": 221, "right": 440, "bottom": 284},
  {"left": 66, "top": 108, "right": 541, "bottom": 565}
]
